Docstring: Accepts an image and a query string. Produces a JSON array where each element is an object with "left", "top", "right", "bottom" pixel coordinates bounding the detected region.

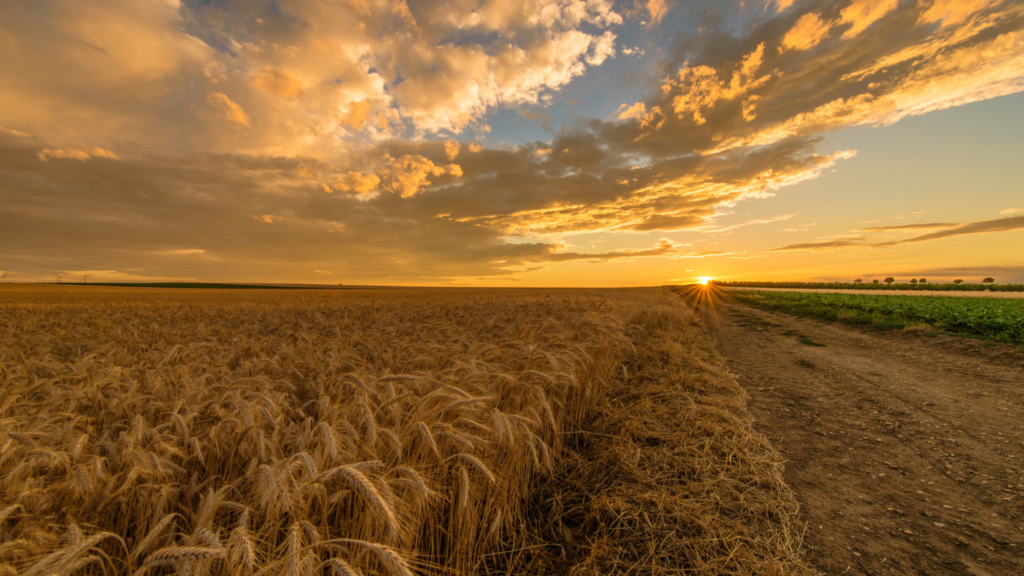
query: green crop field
[
  {"left": 728, "top": 290, "right": 1024, "bottom": 344},
  {"left": 714, "top": 281, "right": 1024, "bottom": 292}
]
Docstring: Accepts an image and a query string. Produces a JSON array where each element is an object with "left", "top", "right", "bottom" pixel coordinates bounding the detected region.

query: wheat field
[{"left": 0, "top": 286, "right": 809, "bottom": 576}]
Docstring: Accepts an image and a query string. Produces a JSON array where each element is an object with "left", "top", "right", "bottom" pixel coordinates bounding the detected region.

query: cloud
[
  {"left": 919, "top": 0, "right": 994, "bottom": 27},
  {"left": 207, "top": 92, "right": 250, "bottom": 126},
  {"left": 38, "top": 147, "right": 120, "bottom": 161},
  {"left": 839, "top": 0, "right": 899, "bottom": 39},
  {"left": 333, "top": 171, "right": 381, "bottom": 196},
  {"left": 897, "top": 215, "right": 1024, "bottom": 244},
  {"left": 37, "top": 148, "right": 90, "bottom": 161},
  {"left": 251, "top": 67, "right": 303, "bottom": 100},
  {"left": 704, "top": 212, "right": 796, "bottom": 233},
  {"left": 444, "top": 141, "right": 460, "bottom": 161},
  {"left": 645, "top": 0, "right": 672, "bottom": 26},
  {"left": 631, "top": 213, "right": 706, "bottom": 232},
  {"left": 543, "top": 239, "right": 679, "bottom": 261},
  {"left": 856, "top": 222, "right": 957, "bottom": 232},
  {"left": 771, "top": 215, "right": 1024, "bottom": 252},
  {"left": 1001, "top": 207, "right": 1024, "bottom": 215},
  {"left": 769, "top": 237, "right": 868, "bottom": 252},
  {"left": 781, "top": 13, "right": 831, "bottom": 52},
  {"left": 391, "top": 29, "right": 620, "bottom": 133},
  {"left": 1, "top": 126, "right": 32, "bottom": 138},
  {"left": 518, "top": 109, "right": 555, "bottom": 130},
  {"left": 153, "top": 249, "right": 207, "bottom": 257},
  {"left": 378, "top": 154, "right": 461, "bottom": 198},
  {"left": 662, "top": 43, "right": 770, "bottom": 125},
  {"left": 0, "top": 0, "right": 624, "bottom": 155}
]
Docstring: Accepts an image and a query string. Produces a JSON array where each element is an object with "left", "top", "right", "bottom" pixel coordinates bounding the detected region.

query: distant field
[
  {"left": 716, "top": 280, "right": 1024, "bottom": 292},
  {"left": 722, "top": 286, "right": 1024, "bottom": 299},
  {"left": 728, "top": 289, "right": 1024, "bottom": 344},
  {"left": 0, "top": 286, "right": 809, "bottom": 576}
]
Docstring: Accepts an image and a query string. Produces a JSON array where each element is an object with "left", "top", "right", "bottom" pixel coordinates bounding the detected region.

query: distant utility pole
[
  {"left": 82, "top": 273, "right": 91, "bottom": 284},
  {"left": 54, "top": 274, "right": 65, "bottom": 284}
]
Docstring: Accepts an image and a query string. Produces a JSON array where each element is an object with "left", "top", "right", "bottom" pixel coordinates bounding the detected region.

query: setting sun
[{"left": 698, "top": 277, "right": 713, "bottom": 285}]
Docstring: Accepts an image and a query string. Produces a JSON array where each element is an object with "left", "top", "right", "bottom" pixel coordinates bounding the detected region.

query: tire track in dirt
[{"left": 710, "top": 301, "right": 1024, "bottom": 576}]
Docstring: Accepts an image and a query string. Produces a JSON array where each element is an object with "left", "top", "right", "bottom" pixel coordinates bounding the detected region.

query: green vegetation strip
[
  {"left": 716, "top": 281, "right": 1024, "bottom": 292},
  {"left": 730, "top": 290, "right": 1024, "bottom": 344}
]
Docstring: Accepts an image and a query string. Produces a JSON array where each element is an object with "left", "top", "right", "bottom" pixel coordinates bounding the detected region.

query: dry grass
[
  {"left": 510, "top": 296, "right": 812, "bottom": 576},
  {"left": 0, "top": 287, "right": 810, "bottom": 575}
]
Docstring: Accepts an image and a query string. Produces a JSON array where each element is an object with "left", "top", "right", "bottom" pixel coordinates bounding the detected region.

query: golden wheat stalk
[{"left": 144, "top": 546, "right": 226, "bottom": 567}]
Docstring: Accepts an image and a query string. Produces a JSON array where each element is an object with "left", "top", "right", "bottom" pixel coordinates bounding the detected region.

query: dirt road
[{"left": 710, "top": 301, "right": 1024, "bottom": 575}]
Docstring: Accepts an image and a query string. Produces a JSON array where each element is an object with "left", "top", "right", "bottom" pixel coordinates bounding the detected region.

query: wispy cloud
[
  {"left": 769, "top": 237, "right": 868, "bottom": 252},
  {"left": 770, "top": 215, "right": 1024, "bottom": 252},
  {"left": 856, "top": 222, "right": 957, "bottom": 232},
  {"left": 543, "top": 239, "right": 679, "bottom": 262},
  {"left": 704, "top": 213, "right": 796, "bottom": 233},
  {"left": 897, "top": 215, "right": 1024, "bottom": 244}
]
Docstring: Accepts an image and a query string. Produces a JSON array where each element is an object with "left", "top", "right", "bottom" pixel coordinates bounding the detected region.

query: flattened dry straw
[{"left": 0, "top": 291, "right": 628, "bottom": 575}]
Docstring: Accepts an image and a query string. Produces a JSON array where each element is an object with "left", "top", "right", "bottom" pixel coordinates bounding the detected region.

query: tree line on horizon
[{"left": 712, "top": 278, "right": 1023, "bottom": 292}]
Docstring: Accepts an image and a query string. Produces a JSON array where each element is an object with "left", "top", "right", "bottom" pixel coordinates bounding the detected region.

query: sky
[{"left": 1, "top": 0, "right": 1022, "bottom": 286}]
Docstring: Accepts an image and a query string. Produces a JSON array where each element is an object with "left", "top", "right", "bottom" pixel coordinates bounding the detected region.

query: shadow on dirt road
[{"left": 703, "top": 296, "right": 1024, "bottom": 575}]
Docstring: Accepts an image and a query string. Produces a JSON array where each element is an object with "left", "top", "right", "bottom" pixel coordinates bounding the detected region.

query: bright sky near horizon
[{"left": 1, "top": 0, "right": 1022, "bottom": 286}]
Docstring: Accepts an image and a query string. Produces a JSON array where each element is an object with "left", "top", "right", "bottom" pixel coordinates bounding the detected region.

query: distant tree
[
  {"left": 853, "top": 278, "right": 862, "bottom": 283},
  {"left": 884, "top": 277, "right": 894, "bottom": 284},
  {"left": 982, "top": 277, "right": 995, "bottom": 284},
  {"left": 910, "top": 278, "right": 918, "bottom": 285},
  {"left": 872, "top": 279, "right": 880, "bottom": 284},
  {"left": 919, "top": 278, "right": 928, "bottom": 284},
  {"left": 953, "top": 279, "right": 964, "bottom": 284}
]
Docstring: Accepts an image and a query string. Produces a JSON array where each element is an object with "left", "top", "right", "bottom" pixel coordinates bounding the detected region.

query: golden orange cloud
[
  {"left": 37, "top": 147, "right": 120, "bottom": 161},
  {"left": 378, "top": 154, "right": 462, "bottom": 198},
  {"left": 781, "top": 13, "right": 831, "bottom": 51},
  {"left": 251, "top": 67, "right": 304, "bottom": 100},
  {"left": 445, "top": 141, "right": 460, "bottom": 161},
  {"left": 663, "top": 43, "right": 769, "bottom": 124},
  {"left": 207, "top": 92, "right": 250, "bottom": 127},
  {"left": 333, "top": 171, "right": 381, "bottom": 195},
  {"left": 840, "top": 0, "right": 898, "bottom": 38},
  {"left": 646, "top": 0, "right": 672, "bottom": 26}
]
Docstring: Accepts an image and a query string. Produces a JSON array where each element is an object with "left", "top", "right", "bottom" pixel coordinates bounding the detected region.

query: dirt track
[{"left": 710, "top": 301, "right": 1024, "bottom": 576}]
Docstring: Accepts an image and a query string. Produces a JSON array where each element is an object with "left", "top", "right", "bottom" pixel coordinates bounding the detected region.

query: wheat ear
[
  {"left": 326, "top": 557, "right": 363, "bottom": 576},
  {"left": 454, "top": 453, "right": 496, "bottom": 484},
  {"left": 145, "top": 546, "right": 225, "bottom": 567}
]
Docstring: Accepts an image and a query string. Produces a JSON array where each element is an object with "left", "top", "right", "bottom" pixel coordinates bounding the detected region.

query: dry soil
[{"left": 710, "top": 301, "right": 1024, "bottom": 576}]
